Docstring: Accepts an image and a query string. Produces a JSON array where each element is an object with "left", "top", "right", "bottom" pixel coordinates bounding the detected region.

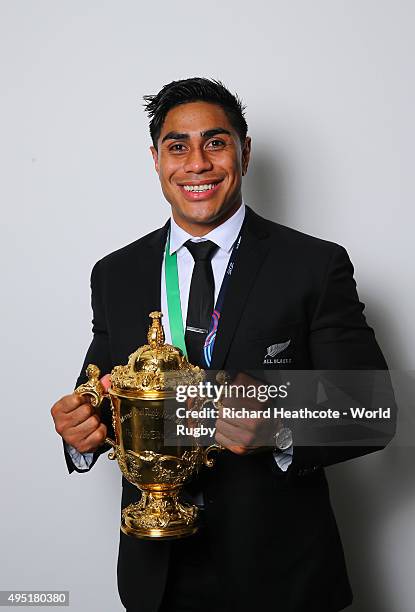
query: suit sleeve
[
  {"left": 288, "top": 244, "right": 397, "bottom": 475},
  {"left": 63, "top": 260, "right": 114, "bottom": 474}
]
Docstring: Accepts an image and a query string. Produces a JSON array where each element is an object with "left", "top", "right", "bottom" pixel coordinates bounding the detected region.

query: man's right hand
[{"left": 51, "top": 375, "right": 110, "bottom": 454}]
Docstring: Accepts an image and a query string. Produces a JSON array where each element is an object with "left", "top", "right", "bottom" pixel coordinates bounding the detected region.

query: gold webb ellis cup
[{"left": 75, "top": 311, "right": 222, "bottom": 540}]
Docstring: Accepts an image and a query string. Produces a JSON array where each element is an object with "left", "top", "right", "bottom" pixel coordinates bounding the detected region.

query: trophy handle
[
  {"left": 74, "top": 363, "right": 117, "bottom": 459},
  {"left": 188, "top": 397, "right": 224, "bottom": 467},
  {"left": 203, "top": 444, "right": 224, "bottom": 468}
]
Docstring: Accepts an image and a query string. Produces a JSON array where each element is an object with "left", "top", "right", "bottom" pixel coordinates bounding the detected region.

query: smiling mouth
[
  {"left": 183, "top": 183, "right": 216, "bottom": 192},
  {"left": 178, "top": 180, "right": 222, "bottom": 193}
]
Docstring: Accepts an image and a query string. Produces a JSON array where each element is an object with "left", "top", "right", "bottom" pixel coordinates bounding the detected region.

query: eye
[
  {"left": 206, "top": 139, "right": 225, "bottom": 149},
  {"left": 169, "top": 143, "right": 187, "bottom": 152}
]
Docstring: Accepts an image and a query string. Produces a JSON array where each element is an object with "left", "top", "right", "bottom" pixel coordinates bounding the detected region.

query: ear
[
  {"left": 150, "top": 145, "right": 159, "bottom": 174},
  {"left": 241, "top": 137, "right": 251, "bottom": 176}
]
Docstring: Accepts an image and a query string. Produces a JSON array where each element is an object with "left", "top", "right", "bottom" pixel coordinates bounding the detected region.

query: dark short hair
[{"left": 143, "top": 77, "right": 248, "bottom": 149}]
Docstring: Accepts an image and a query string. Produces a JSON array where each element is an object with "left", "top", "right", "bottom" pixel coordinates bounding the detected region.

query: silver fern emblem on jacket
[{"left": 265, "top": 340, "right": 291, "bottom": 358}]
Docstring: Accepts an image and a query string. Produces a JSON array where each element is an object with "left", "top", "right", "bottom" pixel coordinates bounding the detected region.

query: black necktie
[{"left": 185, "top": 240, "right": 219, "bottom": 366}]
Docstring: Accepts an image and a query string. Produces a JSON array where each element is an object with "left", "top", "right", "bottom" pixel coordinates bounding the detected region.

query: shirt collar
[{"left": 169, "top": 201, "right": 246, "bottom": 255}]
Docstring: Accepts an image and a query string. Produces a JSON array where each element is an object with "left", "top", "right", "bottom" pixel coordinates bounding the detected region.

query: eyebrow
[{"left": 161, "top": 127, "right": 232, "bottom": 144}]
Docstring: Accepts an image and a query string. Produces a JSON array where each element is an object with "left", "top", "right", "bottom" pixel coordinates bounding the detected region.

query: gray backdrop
[{"left": 1, "top": 1, "right": 414, "bottom": 611}]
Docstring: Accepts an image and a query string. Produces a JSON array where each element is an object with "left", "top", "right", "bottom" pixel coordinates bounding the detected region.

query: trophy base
[{"left": 121, "top": 487, "right": 199, "bottom": 540}]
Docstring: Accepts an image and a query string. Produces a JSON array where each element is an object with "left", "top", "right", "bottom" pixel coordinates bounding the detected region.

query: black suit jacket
[{"left": 65, "top": 206, "right": 395, "bottom": 612}]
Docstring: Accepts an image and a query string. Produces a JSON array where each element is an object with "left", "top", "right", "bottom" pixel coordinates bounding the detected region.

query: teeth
[{"left": 182, "top": 183, "right": 216, "bottom": 192}]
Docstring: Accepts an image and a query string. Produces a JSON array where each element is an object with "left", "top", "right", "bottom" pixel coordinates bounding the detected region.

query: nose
[{"left": 183, "top": 146, "right": 213, "bottom": 174}]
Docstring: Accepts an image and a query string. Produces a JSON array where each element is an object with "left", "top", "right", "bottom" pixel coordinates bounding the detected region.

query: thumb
[{"left": 100, "top": 373, "right": 111, "bottom": 392}]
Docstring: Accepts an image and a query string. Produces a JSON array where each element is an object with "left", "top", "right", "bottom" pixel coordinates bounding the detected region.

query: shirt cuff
[
  {"left": 65, "top": 443, "right": 94, "bottom": 471},
  {"left": 273, "top": 446, "right": 293, "bottom": 472}
]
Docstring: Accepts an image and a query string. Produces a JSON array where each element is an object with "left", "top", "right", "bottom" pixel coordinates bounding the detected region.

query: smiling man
[{"left": 51, "top": 78, "right": 395, "bottom": 612}]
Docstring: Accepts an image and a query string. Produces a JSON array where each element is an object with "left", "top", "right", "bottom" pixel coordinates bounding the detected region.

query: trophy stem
[{"left": 121, "top": 486, "right": 199, "bottom": 540}]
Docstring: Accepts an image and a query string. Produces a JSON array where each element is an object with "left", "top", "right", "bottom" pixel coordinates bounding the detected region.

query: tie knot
[{"left": 185, "top": 239, "right": 218, "bottom": 262}]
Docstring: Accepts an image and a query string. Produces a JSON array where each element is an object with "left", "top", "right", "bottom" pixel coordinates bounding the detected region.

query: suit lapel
[{"left": 210, "top": 206, "right": 272, "bottom": 368}]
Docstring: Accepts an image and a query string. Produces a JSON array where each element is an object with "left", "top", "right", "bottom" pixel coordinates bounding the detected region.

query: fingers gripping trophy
[{"left": 75, "top": 311, "right": 222, "bottom": 540}]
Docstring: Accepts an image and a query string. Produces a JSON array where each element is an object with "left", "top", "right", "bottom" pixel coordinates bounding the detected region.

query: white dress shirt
[
  {"left": 161, "top": 201, "right": 246, "bottom": 342},
  {"left": 67, "top": 201, "right": 293, "bottom": 472}
]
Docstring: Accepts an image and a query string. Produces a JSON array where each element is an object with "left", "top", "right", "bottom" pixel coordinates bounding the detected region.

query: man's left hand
[{"left": 214, "top": 372, "right": 280, "bottom": 455}]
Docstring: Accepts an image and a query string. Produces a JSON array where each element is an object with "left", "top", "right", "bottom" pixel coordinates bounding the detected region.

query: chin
[{"left": 180, "top": 202, "right": 223, "bottom": 223}]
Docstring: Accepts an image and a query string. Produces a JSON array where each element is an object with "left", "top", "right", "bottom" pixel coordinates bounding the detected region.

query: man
[{"left": 51, "top": 78, "right": 395, "bottom": 612}]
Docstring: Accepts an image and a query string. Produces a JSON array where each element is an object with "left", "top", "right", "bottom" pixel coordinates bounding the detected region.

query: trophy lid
[{"left": 110, "top": 312, "right": 204, "bottom": 399}]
